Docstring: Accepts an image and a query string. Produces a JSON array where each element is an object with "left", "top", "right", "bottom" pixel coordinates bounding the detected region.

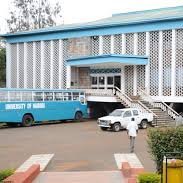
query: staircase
[
  {"left": 140, "top": 100, "right": 176, "bottom": 127},
  {"left": 114, "top": 87, "right": 179, "bottom": 127}
]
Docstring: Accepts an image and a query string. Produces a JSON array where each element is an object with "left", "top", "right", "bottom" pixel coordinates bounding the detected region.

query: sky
[{"left": 0, "top": 0, "right": 183, "bottom": 33}]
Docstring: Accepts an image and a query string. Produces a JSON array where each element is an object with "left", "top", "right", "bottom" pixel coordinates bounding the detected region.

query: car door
[
  {"left": 132, "top": 109, "right": 141, "bottom": 124},
  {"left": 122, "top": 110, "right": 132, "bottom": 128}
]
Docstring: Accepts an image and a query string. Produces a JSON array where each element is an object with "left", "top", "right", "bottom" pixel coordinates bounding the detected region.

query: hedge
[
  {"left": 0, "top": 169, "right": 14, "bottom": 182},
  {"left": 138, "top": 172, "right": 160, "bottom": 183},
  {"left": 147, "top": 127, "right": 183, "bottom": 172}
]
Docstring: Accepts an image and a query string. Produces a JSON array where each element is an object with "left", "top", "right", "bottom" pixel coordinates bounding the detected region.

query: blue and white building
[{"left": 1, "top": 6, "right": 183, "bottom": 122}]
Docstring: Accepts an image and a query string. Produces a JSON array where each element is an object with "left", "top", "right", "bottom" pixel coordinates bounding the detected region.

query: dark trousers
[{"left": 130, "top": 136, "right": 135, "bottom": 153}]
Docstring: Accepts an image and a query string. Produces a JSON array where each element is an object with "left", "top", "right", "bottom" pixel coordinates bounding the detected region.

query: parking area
[{"left": 0, "top": 120, "right": 155, "bottom": 172}]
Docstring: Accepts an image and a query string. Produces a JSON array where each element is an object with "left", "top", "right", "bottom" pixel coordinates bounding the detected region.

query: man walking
[{"left": 126, "top": 118, "right": 138, "bottom": 153}]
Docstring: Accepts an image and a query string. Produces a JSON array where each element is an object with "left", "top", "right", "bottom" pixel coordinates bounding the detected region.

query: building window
[
  {"left": 107, "top": 76, "right": 113, "bottom": 85},
  {"left": 99, "top": 76, "right": 105, "bottom": 85},
  {"left": 92, "top": 77, "right": 98, "bottom": 85}
]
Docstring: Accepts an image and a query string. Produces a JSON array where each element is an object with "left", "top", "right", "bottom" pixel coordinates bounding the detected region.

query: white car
[{"left": 98, "top": 108, "right": 153, "bottom": 132}]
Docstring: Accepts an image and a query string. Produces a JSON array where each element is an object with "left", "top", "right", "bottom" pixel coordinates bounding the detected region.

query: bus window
[
  {"left": 73, "top": 92, "right": 79, "bottom": 100},
  {"left": 9, "top": 92, "right": 21, "bottom": 101},
  {"left": 55, "top": 92, "right": 63, "bottom": 101},
  {"left": 44, "top": 92, "right": 53, "bottom": 101},
  {"left": 64, "top": 92, "right": 71, "bottom": 101},
  {"left": 22, "top": 92, "right": 32, "bottom": 101},
  {"left": 0, "top": 91, "right": 8, "bottom": 102},
  {"left": 34, "top": 92, "right": 43, "bottom": 101}
]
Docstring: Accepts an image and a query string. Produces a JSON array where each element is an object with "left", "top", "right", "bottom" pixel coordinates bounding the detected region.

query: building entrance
[{"left": 91, "top": 74, "right": 121, "bottom": 89}]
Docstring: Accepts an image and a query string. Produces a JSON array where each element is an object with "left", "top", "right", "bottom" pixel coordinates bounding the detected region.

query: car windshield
[{"left": 109, "top": 110, "right": 123, "bottom": 116}]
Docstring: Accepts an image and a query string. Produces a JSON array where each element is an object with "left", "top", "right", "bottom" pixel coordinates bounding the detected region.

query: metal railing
[
  {"left": 113, "top": 87, "right": 157, "bottom": 117},
  {"left": 138, "top": 88, "right": 179, "bottom": 120}
]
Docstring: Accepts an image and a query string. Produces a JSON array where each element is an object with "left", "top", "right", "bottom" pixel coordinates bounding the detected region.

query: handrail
[
  {"left": 137, "top": 100, "right": 158, "bottom": 117},
  {"left": 138, "top": 87, "right": 179, "bottom": 119},
  {"left": 113, "top": 86, "right": 157, "bottom": 117},
  {"left": 161, "top": 101, "right": 179, "bottom": 116}
]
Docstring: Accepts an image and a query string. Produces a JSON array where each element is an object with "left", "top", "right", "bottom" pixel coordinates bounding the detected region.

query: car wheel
[
  {"left": 75, "top": 111, "right": 83, "bottom": 121},
  {"left": 22, "top": 114, "right": 34, "bottom": 127},
  {"left": 141, "top": 120, "right": 147, "bottom": 129},
  {"left": 112, "top": 123, "right": 121, "bottom": 132},
  {"left": 100, "top": 127, "right": 108, "bottom": 131}
]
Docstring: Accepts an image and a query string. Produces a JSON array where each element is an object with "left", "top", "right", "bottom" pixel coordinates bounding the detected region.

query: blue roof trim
[
  {"left": 67, "top": 54, "right": 148, "bottom": 66},
  {"left": 2, "top": 16, "right": 183, "bottom": 38},
  {"left": 112, "top": 5, "right": 183, "bottom": 17},
  {"left": 67, "top": 54, "right": 148, "bottom": 61},
  {"left": 4, "top": 19, "right": 183, "bottom": 43}
]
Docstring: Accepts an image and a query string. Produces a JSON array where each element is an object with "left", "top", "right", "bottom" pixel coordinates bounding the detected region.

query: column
[
  {"left": 111, "top": 35, "right": 114, "bottom": 54},
  {"left": 40, "top": 41, "right": 45, "bottom": 88},
  {"left": 99, "top": 36, "right": 103, "bottom": 55},
  {"left": 158, "top": 31, "right": 163, "bottom": 96},
  {"left": 16, "top": 43, "right": 20, "bottom": 88},
  {"left": 133, "top": 33, "right": 138, "bottom": 95},
  {"left": 171, "top": 29, "right": 176, "bottom": 96},
  {"left": 50, "top": 40, "right": 54, "bottom": 89},
  {"left": 24, "top": 42, "right": 28, "bottom": 88},
  {"left": 122, "top": 34, "right": 126, "bottom": 54},
  {"left": 66, "top": 65, "right": 71, "bottom": 88},
  {"left": 145, "top": 32, "right": 150, "bottom": 94},
  {"left": 6, "top": 43, "right": 11, "bottom": 88},
  {"left": 59, "top": 39, "right": 63, "bottom": 88},
  {"left": 33, "top": 42, "right": 36, "bottom": 89},
  {"left": 121, "top": 66, "right": 125, "bottom": 93}
]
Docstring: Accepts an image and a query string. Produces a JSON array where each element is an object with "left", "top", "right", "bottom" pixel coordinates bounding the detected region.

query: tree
[
  {"left": 0, "top": 48, "right": 6, "bottom": 87},
  {"left": 7, "top": 0, "right": 62, "bottom": 33}
]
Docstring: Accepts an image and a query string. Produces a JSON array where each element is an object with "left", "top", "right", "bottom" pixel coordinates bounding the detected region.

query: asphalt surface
[{"left": 0, "top": 120, "right": 156, "bottom": 172}]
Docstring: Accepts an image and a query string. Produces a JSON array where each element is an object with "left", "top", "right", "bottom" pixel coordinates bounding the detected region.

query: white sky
[{"left": 0, "top": 0, "right": 183, "bottom": 33}]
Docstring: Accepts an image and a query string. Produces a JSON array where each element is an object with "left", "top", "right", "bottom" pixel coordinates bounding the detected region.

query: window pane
[
  {"left": 64, "top": 92, "right": 71, "bottom": 100},
  {"left": 99, "top": 76, "right": 105, "bottom": 85},
  {"left": 133, "top": 110, "right": 139, "bottom": 116},
  {"left": 107, "top": 77, "right": 113, "bottom": 85},
  {"left": 9, "top": 92, "right": 21, "bottom": 101},
  {"left": 123, "top": 111, "right": 132, "bottom": 117},
  {"left": 34, "top": 92, "right": 43, "bottom": 101},
  {"left": 44, "top": 92, "right": 53, "bottom": 101},
  {"left": 92, "top": 77, "right": 97, "bottom": 85},
  {"left": 55, "top": 92, "right": 63, "bottom": 101},
  {"left": 22, "top": 92, "right": 32, "bottom": 101},
  {"left": 73, "top": 92, "right": 79, "bottom": 100}
]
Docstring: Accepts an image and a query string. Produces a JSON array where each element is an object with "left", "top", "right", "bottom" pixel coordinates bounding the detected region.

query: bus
[{"left": 0, "top": 88, "right": 88, "bottom": 127}]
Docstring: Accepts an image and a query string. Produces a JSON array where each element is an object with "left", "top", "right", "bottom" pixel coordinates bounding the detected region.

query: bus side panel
[
  {"left": 33, "top": 101, "right": 87, "bottom": 122},
  {"left": 0, "top": 101, "right": 88, "bottom": 123},
  {"left": 0, "top": 103, "right": 23, "bottom": 123}
]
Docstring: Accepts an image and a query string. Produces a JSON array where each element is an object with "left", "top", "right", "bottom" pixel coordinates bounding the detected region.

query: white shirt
[{"left": 127, "top": 121, "right": 138, "bottom": 137}]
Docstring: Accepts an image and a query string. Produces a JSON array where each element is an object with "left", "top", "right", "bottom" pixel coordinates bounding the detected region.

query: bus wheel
[
  {"left": 75, "top": 111, "right": 83, "bottom": 121},
  {"left": 22, "top": 114, "right": 33, "bottom": 127}
]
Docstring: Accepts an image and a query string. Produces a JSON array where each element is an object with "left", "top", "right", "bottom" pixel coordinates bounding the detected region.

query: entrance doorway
[
  {"left": 91, "top": 75, "right": 121, "bottom": 89},
  {"left": 114, "top": 76, "right": 121, "bottom": 89}
]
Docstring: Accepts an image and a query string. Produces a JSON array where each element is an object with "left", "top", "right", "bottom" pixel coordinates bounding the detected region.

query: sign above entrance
[{"left": 67, "top": 54, "right": 148, "bottom": 67}]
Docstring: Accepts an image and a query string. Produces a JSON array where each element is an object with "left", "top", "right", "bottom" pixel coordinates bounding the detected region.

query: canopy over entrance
[{"left": 67, "top": 54, "right": 148, "bottom": 67}]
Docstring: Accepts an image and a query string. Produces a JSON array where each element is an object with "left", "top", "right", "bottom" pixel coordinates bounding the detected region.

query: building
[{"left": 1, "top": 6, "right": 183, "bottom": 122}]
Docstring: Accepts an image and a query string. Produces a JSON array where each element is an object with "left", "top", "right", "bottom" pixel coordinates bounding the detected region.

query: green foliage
[
  {"left": 0, "top": 48, "right": 6, "bottom": 87},
  {"left": 138, "top": 172, "right": 160, "bottom": 183},
  {"left": 147, "top": 127, "right": 183, "bottom": 172},
  {"left": 7, "top": 0, "right": 62, "bottom": 33},
  {"left": 0, "top": 169, "right": 15, "bottom": 182}
]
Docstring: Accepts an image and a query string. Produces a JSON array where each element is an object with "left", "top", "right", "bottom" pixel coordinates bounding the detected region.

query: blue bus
[{"left": 0, "top": 88, "right": 88, "bottom": 127}]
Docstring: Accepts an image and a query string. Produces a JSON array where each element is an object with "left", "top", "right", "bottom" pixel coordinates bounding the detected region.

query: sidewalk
[{"left": 33, "top": 171, "right": 124, "bottom": 183}]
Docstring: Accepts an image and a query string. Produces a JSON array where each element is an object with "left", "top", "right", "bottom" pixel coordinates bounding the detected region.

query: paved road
[{"left": 0, "top": 120, "right": 155, "bottom": 172}]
